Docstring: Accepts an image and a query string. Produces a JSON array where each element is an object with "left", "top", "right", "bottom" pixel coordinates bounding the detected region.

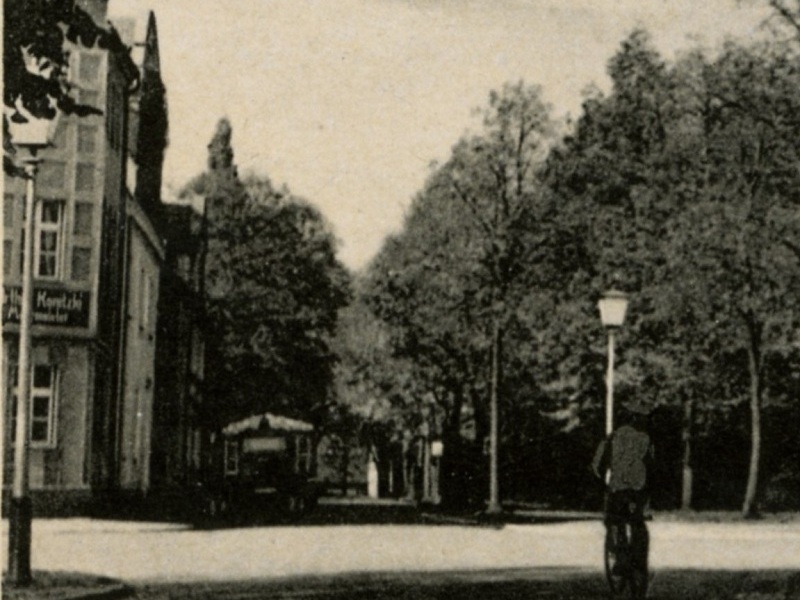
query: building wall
[
  {"left": 118, "top": 204, "right": 161, "bottom": 491},
  {"left": 2, "top": 4, "right": 139, "bottom": 512},
  {"left": 151, "top": 204, "right": 206, "bottom": 495},
  {"left": 2, "top": 45, "right": 114, "bottom": 504},
  {"left": 3, "top": 341, "right": 93, "bottom": 491}
]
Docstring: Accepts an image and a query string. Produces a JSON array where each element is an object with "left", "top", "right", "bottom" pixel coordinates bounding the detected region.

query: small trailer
[{"left": 203, "top": 412, "right": 320, "bottom": 521}]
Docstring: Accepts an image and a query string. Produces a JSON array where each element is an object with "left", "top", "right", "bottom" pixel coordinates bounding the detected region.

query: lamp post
[
  {"left": 598, "top": 289, "right": 628, "bottom": 437},
  {"left": 7, "top": 114, "right": 57, "bottom": 586}
]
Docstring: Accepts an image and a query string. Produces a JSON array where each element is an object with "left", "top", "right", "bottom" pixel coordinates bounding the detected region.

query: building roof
[{"left": 222, "top": 413, "right": 314, "bottom": 437}]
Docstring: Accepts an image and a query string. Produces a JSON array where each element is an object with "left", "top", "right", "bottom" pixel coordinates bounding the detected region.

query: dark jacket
[{"left": 592, "top": 424, "right": 654, "bottom": 493}]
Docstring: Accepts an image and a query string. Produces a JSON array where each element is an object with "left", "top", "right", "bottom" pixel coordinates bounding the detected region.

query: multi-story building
[
  {"left": 3, "top": 0, "right": 137, "bottom": 512},
  {"left": 2, "top": 0, "right": 174, "bottom": 513}
]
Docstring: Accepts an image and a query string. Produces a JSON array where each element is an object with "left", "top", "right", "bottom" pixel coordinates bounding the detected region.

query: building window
[
  {"left": 75, "top": 163, "right": 95, "bottom": 193},
  {"left": 7, "top": 364, "right": 58, "bottom": 448},
  {"left": 78, "top": 53, "right": 101, "bottom": 85},
  {"left": 36, "top": 200, "right": 63, "bottom": 279},
  {"left": 80, "top": 90, "right": 99, "bottom": 109},
  {"left": 224, "top": 440, "right": 239, "bottom": 476},
  {"left": 3, "top": 193, "right": 14, "bottom": 226},
  {"left": 73, "top": 202, "right": 93, "bottom": 235},
  {"left": 3, "top": 240, "right": 13, "bottom": 275},
  {"left": 71, "top": 247, "right": 91, "bottom": 281},
  {"left": 39, "top": 162, "right": 66, "bottom": 189},
  {"left": 77, "top": 125, "right": 97, "bottom": 154}
]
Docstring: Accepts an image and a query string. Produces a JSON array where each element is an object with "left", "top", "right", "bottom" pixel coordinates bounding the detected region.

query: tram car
[{"left": 204, "top": 412, "right": 320, "bottom": 520}]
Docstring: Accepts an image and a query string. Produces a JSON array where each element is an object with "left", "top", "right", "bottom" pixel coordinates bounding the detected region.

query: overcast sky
[{"left": 108, "top": 0, "right": 768, "bottom": 271}]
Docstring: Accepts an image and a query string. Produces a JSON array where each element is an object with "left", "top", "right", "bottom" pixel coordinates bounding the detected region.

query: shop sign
[{"left": 2, "top": 285, "right": 91, "bottom": 328}]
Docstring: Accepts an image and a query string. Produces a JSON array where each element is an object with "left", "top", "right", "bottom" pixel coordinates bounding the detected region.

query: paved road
[{"left": 3, "top": 517, "right": 799, "bottom": 584}]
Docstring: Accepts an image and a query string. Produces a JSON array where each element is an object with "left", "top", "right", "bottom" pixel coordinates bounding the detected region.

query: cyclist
[{"left": 592, "top": 401, "right": 654, "bottom": 575}]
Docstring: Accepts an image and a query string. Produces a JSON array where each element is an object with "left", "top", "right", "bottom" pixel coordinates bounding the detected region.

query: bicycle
[{"left": 603, "top": 497, "right": 650, "bottom": 599}]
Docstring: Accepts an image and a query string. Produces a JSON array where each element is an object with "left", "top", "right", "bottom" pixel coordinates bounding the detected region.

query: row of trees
[{"left": 337, "top": 26, "right": 800, "bottom": 514}]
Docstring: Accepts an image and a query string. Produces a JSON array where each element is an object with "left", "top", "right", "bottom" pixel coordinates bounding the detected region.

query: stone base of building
[
  {"left": 1, "top": 488, "right": 94, "bottom": 517},
  {"left": 1, "top": 486, "right": 206, "bottom": 522}
]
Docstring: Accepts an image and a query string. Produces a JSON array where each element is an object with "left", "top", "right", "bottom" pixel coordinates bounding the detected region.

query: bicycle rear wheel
[
  {"left": 628, "top": 522, "right": 650, "bottom": 599},
  {"left": 604, "top": 527, "right": 628, "bottom": 596}
]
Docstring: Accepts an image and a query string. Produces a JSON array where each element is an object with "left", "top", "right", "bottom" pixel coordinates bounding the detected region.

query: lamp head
[
  {"left": 8, "top": 110, "right": 60, "bottom": 160},
  {"left": 598, "top": 288, "right": 628, "bottom": 329}
]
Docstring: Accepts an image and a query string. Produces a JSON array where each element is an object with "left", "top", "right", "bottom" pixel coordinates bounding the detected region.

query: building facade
[
  {"left": 2, "top": 1, "right": 182, "bottom": 513},
  {"left": 3, "top": 8, "right": 135, "bottom": 510}
]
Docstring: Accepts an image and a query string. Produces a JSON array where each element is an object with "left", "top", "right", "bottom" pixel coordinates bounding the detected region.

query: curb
[
  {"left": 2, "top": 579, "right": 134, "bottom": 600},
  {"left": 63, "top": 583, "right": 135, "bottom": 600}
]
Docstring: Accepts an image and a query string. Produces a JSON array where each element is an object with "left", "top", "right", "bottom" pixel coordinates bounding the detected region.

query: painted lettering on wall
[{"left": 2, "top": 286, "right": 91, "bottom": 328}]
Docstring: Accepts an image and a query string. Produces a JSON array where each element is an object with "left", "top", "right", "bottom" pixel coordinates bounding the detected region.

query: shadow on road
[
  {"left": 134, "top": 568, "right": 800, "bottom": 599},
  {"left": 189, "top": 499, "right": 603, "bottom": 530}
]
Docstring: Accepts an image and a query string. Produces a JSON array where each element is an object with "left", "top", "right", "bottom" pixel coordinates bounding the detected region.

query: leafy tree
[
  {"left": 364, "top": 83, "right": 561, "bottom": 510},
  {"left": 669, "top": 42, "right": 800, "bottom": 516},
  {"left": 765, "top": 0, "right": 800, "bottom": 38},
  {"left": 187, "top": 120, "right": 351, "bottom": 428},
  {"left": 546, "top": 30, "right": 800, "bottom": 514}
]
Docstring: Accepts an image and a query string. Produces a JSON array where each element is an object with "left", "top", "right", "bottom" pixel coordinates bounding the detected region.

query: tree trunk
[
  {"left": 486, "top": 316, "right": 502, "bottom": 514},
  {"left": 681, "top": 398, "right": 694, "bottom": 511},
  {"left": 742, "top": 322, "right": 762, "bottom": 518},
  {"left": 340, "top": 448, "right": 350, "bottom": 497}
]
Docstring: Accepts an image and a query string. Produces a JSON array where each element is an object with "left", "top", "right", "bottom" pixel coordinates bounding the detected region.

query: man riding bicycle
[{"left": 592, "top": 401, "right": 654, "bottom": 576}]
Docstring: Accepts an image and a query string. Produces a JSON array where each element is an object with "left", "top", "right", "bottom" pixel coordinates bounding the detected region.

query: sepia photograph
[{"left": 3, "top": 1, "right": 800, "bottom": 598}]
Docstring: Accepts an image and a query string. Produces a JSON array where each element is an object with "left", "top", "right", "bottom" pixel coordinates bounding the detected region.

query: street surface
[
  {"left": 3, "top": 515, "right": 800, "bottom": 598},
  {"left": 2, "top": 517, "right": 799, "bottom": 581}
]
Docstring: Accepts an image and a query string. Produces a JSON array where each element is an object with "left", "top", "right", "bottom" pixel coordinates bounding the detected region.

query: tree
[
  {"left": 765, "top": 0, "right": 800, "bottom": 38},
  {"left": 364, "top": 82, "right": 560, "bottom": 511},
  {"left": 546, "top": 31, "right": 800, "bottom": 514},
  {"left": 186, "top": 120, "right": 351, "bottom": 428},
  {"left": 670, "top": 42, "right": 800, "bottom": 516}
]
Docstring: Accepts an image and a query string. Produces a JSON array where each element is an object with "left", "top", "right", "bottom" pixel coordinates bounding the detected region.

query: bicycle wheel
[
  {"left": 604, "top": 527, "right": 628, "bottom": 596},
  {"left": 628, "top": 523, "right": 650, "bottom": 599}
]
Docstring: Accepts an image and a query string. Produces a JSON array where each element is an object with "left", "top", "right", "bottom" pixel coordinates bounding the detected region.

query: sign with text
[{"left": 2, "top": 286, "right": 91, "bottom": 328}]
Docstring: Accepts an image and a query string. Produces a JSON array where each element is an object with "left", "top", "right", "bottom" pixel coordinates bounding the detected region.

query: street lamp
[
  {"left": 7, "top": 112, "right": 58, "bottom": 586},
  {"left": 598, "top": 289, "right": 628, "bottom": 437}
]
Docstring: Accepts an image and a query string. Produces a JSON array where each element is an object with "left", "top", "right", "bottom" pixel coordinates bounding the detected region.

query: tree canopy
[
  {"left": 345, "top": 28, "right": 800, "bottom": 513},
  {"left": 187, "top": 119, "right": 351, "bottom": 428}
]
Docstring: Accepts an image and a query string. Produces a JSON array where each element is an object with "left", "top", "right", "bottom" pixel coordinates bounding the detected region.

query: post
[
  {"left": 486, "top": 317, "right": 501, "bottom": 514},
  {"left": 8, "top": 158, "right": 39, "bottom": 586},
  {"left": 422, "top": 437, "right": 431, "bottom": 503},
  {"left": 605, "top": 329, "right": 615, "bottom": 437}
]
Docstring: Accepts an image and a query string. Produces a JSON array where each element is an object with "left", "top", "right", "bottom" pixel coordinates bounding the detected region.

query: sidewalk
[{"left": 2, "top": 571, "right": 132, "bottom": 600}]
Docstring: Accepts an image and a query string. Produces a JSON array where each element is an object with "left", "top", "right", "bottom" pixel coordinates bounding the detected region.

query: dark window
[
  {"left": 39, "top": 162, "right": 66, "bottom": 189},
  {"left": 78, "top": 125, "right": 96, "bottom": 154},
  {"left": 79, "top": 53, "right": 101, "bottom": 84},
  {"left": 73, "top": 203, "right": 93, "bottom": 235},
  {"left": 75, "top": 164, "right": 95, "bottom": 193},
  {"left": 4, "top": 193, "right": 14, "bottom": 227},
  {"left": 71, "top": 247, "right": 91, "bottom": 281}
]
